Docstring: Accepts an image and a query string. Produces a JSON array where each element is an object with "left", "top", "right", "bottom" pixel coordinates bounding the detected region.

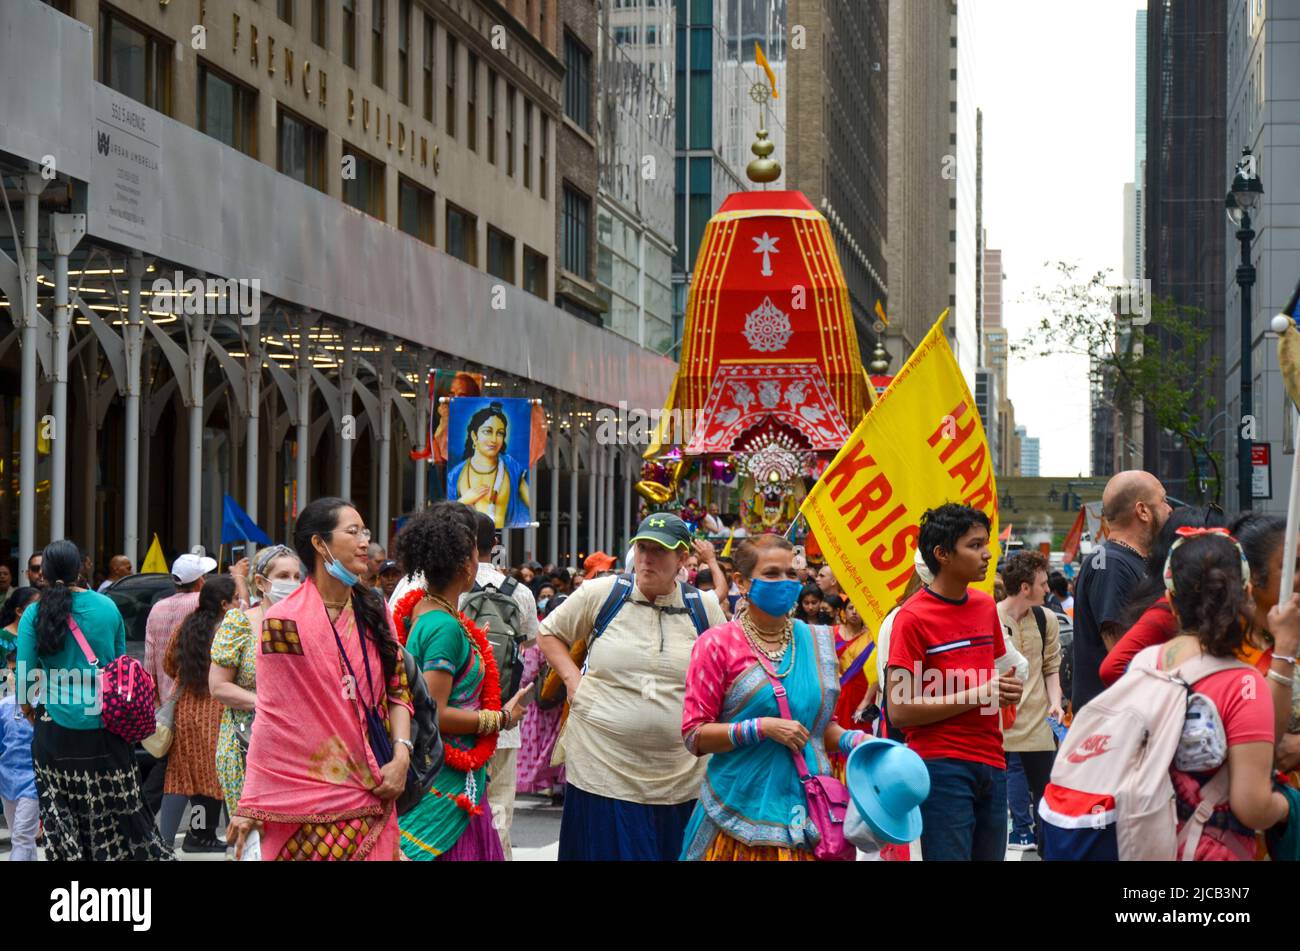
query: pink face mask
[{"left": 687, "top": 568, "right": 698, "bottom": 584}]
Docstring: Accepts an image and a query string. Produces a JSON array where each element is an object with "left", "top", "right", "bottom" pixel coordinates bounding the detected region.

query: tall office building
[
  {"left": 673, "top": 0, "right": 787, "bottom": 353},
  {"left": 785, "top": 0, "right": 889, "bottom": 356},
  {"left": 1145, "top": 0, "right": 1226, "bottom": 503},
  {"left": 1224, "top": 0, "right": 1300, "bottom": 513},
  {"left": 557, "top": 0, "right": 606, "bottom": 325},
  {"left": 595, "top": 0, "right": 677, "bottom": 355},
  {"left": 1134, "top": 7, "right": 1147, "bottom": 286},
  {"left": 1019, "top": 426, "right": 1040, "bottom": 478},
  {"left": 951, "top": 0, "right": 979, "bottom": 385},
  {"left": 883, "top": 0, "right": 951, "bottom": 368},
  {"left": 982, "top": 245, "right": 1018, "bottom": 477}
]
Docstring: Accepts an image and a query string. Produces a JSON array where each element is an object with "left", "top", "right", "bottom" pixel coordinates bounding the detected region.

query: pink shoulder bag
[{"left": 755, "top": 650, "right": 856, "bottom": 861}]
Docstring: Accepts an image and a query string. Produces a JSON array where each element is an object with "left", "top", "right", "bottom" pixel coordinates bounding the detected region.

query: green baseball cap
[{"left": 630, "top": 513, "right": 693, "bottom": 551}]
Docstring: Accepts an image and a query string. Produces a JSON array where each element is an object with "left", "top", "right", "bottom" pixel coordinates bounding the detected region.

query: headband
[
  {"left": 253, "top": 544, "right": 297, "bottom": 579},
  {"left": 1162, "top": 526, "right": 1250, "bottom": 596}
]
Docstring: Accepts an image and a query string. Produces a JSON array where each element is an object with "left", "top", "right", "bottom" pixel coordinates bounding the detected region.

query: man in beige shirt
[
  {"left": 997, "top": 551, "right": 1064, "bottom": 853},
  {"left": 539, "top": 513, "right": 725, "bottom": 861}
]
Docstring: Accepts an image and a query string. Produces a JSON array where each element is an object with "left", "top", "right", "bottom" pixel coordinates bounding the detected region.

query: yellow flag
[
  {"left": 141, "top": 533, "right": 168, "bottom": 574},
  {"left": 798, "top": 311, "right": 999, "bottom": 634},
  {"left": 875, "top": 299, "right": 889, "bottom": 327},
  {"left": 755, "top": 42, "right": 779, "bottom": 99}
]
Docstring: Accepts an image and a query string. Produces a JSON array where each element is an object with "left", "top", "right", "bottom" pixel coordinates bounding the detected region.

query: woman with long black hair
[
  {"left": 16, "top": 539, "right": 173, "bottom": 860},
  {"left": 226, "top": 498, "right": 413, "bottom": 861},
  {"left": 158, "top": 575, "right": 235, "bottom": 853}
]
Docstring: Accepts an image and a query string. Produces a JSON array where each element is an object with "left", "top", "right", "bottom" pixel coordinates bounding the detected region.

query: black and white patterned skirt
[{"left": 32, "top": 715, "right": 176, "bottom": 861}]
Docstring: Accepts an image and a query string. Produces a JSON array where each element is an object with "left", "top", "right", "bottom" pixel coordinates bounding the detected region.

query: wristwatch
[{"left": 394, "top": 738, "right": 414, "bottom": 754}]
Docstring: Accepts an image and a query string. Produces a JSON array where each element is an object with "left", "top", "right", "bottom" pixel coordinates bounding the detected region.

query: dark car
[{"left": 103, "top": 573, "right": 176, "bottom": 664}]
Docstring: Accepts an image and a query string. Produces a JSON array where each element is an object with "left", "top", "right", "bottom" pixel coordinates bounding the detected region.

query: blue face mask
[
  {"left": 321, "top": 540, "right": 360, "bottom": 588},
  {"left": 747, "top": 578, "right": 803, "bottom": 618}
]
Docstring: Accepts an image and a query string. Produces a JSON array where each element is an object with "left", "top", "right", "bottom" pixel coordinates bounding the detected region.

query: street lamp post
[{"left": 1227, "top": 146, "right": 1264, "bottom": 513}]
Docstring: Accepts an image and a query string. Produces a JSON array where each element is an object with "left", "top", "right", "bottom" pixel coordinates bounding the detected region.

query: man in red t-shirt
[{"left": 887, "top": 503, "right": 1022, "bottom": 860}]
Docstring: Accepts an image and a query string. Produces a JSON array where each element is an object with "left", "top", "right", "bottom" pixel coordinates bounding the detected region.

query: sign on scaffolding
[{"left": 88, "top": 84, "right": 161, "bottom": 253}]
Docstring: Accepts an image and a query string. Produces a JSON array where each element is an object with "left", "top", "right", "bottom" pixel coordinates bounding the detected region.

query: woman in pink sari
[{"left": 226, "top": 498, "right": 413, "bottom": 861}]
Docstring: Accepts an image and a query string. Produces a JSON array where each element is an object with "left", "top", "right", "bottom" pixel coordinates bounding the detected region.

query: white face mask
[{"left": 266, "top": 578, "right": 301, "bottom": 604}]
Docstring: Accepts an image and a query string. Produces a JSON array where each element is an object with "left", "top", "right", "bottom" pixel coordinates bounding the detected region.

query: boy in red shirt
[{"left": 887, "top": 504, "right": 1022, "bottom": 860}]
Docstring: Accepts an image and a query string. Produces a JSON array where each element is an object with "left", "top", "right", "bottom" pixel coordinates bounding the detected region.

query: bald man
[
  {"left": 97, "top": 554, "right": 133, "bottom": 592},
  {"left": 1070, "top": 470, "right": 1172, "bottom": 711}
]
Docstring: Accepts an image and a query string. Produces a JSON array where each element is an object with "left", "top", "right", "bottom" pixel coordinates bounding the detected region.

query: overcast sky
[{"left": 973, "top": 0, "right": 1141, "bottom": 476}]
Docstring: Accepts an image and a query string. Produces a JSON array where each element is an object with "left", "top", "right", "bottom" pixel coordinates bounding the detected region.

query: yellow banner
[
  {"left": 799, "top": 311, "right": 999, "bottom": 633},
  {"left": 141, "top": 533, "right": 168, "bottom": 574}
]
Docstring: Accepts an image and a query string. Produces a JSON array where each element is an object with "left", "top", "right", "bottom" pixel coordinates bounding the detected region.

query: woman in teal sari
[
  {"left": 680, "top": 535, "right": 868, "bottom": 860},
  {"left": 393, "top": 502, "right": 526, "bottom": 861}
]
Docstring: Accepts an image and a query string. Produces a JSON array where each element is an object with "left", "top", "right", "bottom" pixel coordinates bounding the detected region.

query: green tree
[{"left": 1012, "top": 263, "right": 1223, "bottom": 504}]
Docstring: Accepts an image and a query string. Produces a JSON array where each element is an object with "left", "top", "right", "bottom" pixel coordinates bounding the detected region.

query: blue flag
[
  {"left": 1283, "top": 279, "right": 1300, "bottom": 326},
  {"left": 222, "top": 493, "right": 272, "bottom": 546}
]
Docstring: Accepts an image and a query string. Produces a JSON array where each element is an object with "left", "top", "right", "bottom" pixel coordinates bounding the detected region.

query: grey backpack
[{"left": 461, "top": 578, "right": 525, "bottom": 704}]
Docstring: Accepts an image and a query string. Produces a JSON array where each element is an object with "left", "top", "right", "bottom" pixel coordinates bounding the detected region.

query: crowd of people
[{"left": 0, "top": 464, "right": 1298, "bottom": 862}]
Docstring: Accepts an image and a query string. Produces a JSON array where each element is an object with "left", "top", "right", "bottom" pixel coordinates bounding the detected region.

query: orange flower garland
[{"left": 392, "top": 589, "right": 501, "bottom": 814}]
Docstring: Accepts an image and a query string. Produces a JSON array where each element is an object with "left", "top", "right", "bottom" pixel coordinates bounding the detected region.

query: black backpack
[
  {"left": 1028, "top": 605, "right": 1073, "bottom": 708},
  {"left": 396, "top": 645, "right": 444, "bottom": 817}
]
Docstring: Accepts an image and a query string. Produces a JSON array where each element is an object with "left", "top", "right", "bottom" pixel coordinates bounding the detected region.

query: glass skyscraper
[{"left": 672, "top": 0, "right": 788, "bottom": 355}]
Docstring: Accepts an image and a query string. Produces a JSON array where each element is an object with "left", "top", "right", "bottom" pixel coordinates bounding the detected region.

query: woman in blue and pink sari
[{"left": 680, "top": 535, "right": 868, "bottom": 861}]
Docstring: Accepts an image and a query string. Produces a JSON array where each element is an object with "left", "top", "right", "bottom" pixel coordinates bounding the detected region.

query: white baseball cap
[{"left": 171, "top": 552, "right": 217, "bottom": 585}]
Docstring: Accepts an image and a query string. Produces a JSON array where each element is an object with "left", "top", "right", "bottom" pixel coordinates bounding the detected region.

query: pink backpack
[
  {"left": 1039, "top": 644, "right": 1249, "bottom": 861},
  {"left": 67, "top": 617, "right": 158, "bottom": 744}
]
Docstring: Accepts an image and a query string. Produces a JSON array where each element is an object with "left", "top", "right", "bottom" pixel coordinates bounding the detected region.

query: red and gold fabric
[
  {"left": 700, "top": 829, "right": 817, "bottom": 862},
  {"left": 648, "top": 191, "right": 872, "bottom": 456}
]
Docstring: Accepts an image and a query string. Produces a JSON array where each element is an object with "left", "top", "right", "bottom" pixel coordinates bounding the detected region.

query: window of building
[
  {"left": 398, "top": 0, "right": 411, "bottom": 104},
  {"left": 423, "top": 15, "right": 435, "bottom": 122},
  {"left": 487, "top": 228, "right": 516, "bottom": 283},
  {"left": 312, "top": 0, "right": 328, "bottom": 47},
  {"left": 342, "top": 144, "right": 386, "bottom": 218},
  {"left": 524, "top": 247, "right": 547, "bottom": 299},
  {"left": 343, "top": 0, "right": 357, "bottom": 68},
  {"left": 278, "top": 0, "right": 293, "bottom": 26},
  {"left": 278, "top": 106, "right": 327, "bottom": 191},
  {"left": 467, "top": 54, "right": 478, "bottom": 152},
  {"left": 99, "top": 6, "right": 173, "bottom": 115},
  {"left": 398, "top": 176, "right": 435, "bottom": 245},
  {"left": 42, "top": 0, "right": 73, "bottom": 12},
  {"left": 523, "top": 99, "right": 533, "bottom": 189},
  {"left": 564, "top": 32, "right": 591, "bottom": 131},
  {"left": 562, "top": 184, "right": 591, "bottom": 279},
  {"left": 446, "top": 203, "right": 478, "bottom": 265},
  {"left": 446, "top": 34, "right": 458, "bottom": 139},
  {"left": 487, "top": 70, "right": 498, "bottom": 164},
  {"left": 198, "top": 63, "right": 257, "bottom": 157},
  {"left": 372, "top": 0, "right": 386, "bottom": 88},
  {"left": 506, "top": 84, "right": 516, "bottom": 176},
  {"left": 539, "top": 114, "right": 549, "bottom": 199}
]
